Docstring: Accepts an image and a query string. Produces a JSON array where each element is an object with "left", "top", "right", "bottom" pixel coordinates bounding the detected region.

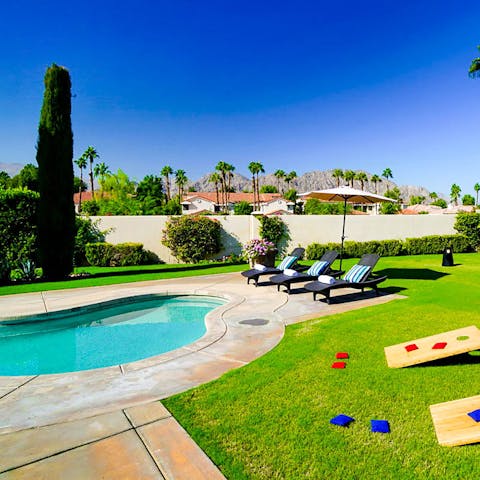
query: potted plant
[{"left": 242, "top": 238, "right": 277, "bottom": 267}]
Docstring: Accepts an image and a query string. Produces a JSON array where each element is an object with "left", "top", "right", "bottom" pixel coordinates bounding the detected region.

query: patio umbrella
[{"left": 300, "top": 186, "right": 395, "bottom": 269}]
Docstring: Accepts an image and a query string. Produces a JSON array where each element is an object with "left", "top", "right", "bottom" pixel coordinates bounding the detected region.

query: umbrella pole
[{"left": 340, "top": 197, "right": 347, "bottom": 271}]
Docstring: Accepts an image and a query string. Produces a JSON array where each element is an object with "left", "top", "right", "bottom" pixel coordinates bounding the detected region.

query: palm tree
[
  {"left": 344, "top": 169, "right": 356, "bottom": 187},
  {"left": 83, "top": 146, "right": 99, "bottom": 199},
  {"left": 93, "top": 162, "right": 111, "bottom": 197},
  {"left": 429, "top": 191, "right": 438, "bottom": 201},
  {"left": 285, "top": 171, "right": 297, "bottom": 191},
  {"left": 175, "top": 169, "right": 188, "bottom": 200},
  {"left": 474, "top": 183, "right": 480, "bottom": 205},
  {"left": 469, "top": 46, "right": 480, "bottom": 78},
  {"left": 382, "top": 168, "right": 393, "bottom": 182},
  {"left": 370, "top": 174, "right": 381, "bottom": 194},
  {"left": 274, "top": 169, "right": 286, "bottom": 193},
  {"left": 74, "top": 155, "right": 87, "bottom": 211},
  {"left": 248, "top": 162, "right": 264, "bottom": 211},
  {"left": 332, "top": 169, "right": 344, "bottom": 187},
  {"left": 450, "top": 183, "right": 461, "bottom": 206},
  {"left": 161, "top": 166, "right": 173, "bottom": 201},
  {"left": 355, "top": 171, "right": 368, "bottom": 190},
  {"left": 215, "top": 161, "right": 235, "bottom": 212},
  {"left": 209, "top": 172, "right": 221, "bottom": 206}
]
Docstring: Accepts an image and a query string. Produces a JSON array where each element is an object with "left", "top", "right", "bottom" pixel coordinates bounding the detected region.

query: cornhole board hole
[
  {"left": 430, "top": 394, "right": 480, "bottom": 446},
  {"left": 384, "top": 325, "right": 480, "bottom": 368}
]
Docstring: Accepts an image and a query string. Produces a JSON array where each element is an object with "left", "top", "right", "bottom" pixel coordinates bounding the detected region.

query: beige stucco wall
[{"left": 92, "top": 214, "right": 458, "bottom": 263}]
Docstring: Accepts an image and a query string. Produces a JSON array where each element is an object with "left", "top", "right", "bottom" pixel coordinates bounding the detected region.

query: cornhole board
[
  {"left": 430, "top": 394, "right": 480, "bottom": 446},
  {"left": 384, "top": 325, "right": 480, "bottom": 368}
]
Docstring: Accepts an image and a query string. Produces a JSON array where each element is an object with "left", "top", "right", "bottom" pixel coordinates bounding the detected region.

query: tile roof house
[{"left": 181, "top": 192, "right": 294, "bottom": 215}]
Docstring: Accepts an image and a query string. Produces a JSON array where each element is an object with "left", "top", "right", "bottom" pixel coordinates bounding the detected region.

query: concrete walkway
[{"left": 0, "top": 272, "right": 399, "bottom": 479}]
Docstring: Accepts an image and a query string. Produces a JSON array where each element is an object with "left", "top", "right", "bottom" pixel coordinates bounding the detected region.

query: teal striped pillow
[
  {"left": 344, "top": 264, "right": 371, "bottom": 283},
  {"left": 307, "top": 260, "right": 329, "bottom": 276},
  {"left": 277, "top": 255, "right": 297, "bottom": 270}
]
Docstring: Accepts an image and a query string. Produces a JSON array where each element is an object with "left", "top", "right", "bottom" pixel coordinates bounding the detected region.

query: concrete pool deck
[{"left": 0, "top": 272, "right": 400, "bottom": 479}]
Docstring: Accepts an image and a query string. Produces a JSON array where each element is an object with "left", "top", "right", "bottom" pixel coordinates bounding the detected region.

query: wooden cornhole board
[
  {"left": 430, "top": 394, "right": 480, "bottom": 446},
  {"left": 384, "top": 325, "right": 480, "bottom": 368}
]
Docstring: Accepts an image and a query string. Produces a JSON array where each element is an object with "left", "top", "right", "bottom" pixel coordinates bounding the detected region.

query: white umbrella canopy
[
  {"left": 299, "top": 186, "right": 395, "bottom": 269},
  {"left": 300, "top": 185, "right": 394, "bottom": 204}
]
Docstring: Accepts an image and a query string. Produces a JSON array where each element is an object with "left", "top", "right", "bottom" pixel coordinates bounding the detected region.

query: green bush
[
  {"left": 162, "top": 216, "right": 222, "bottom": 263},
  {"left": 304, "top": 199, "right": 350, "bottom": 215},
  {"left": 306, "top": 235, "right": 472, "bottom": 260},
  {"left": 233, "top": 201, "right": 253, "bottom": 215},
  {"left": 85, "top": 242, "right": 151, "bottom": 266},
  {"left": 0, "top": 188, "right": 40, "bottom": 282},
  {"left": 85, "top": 242, "right": 115, "bottom": 266},
  {"left": 404, "top": 235, "right": 473, "bottom": 255},
  {"left": 454, "top": 212, "right": 480, "bottom": 250},
  {"left": 74, "top": 217, "right": 106, "bottom": 266},
  {"left": 110, "top": 243, "right": 148, "bottom": 266},
  {"left": 258, "top": 215, "right": 286, "bottom": 246}
]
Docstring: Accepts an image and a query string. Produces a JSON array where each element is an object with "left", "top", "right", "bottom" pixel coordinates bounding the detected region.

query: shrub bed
[
  {"left": 85, "top": 242, "right": 149, "bottom": 266},
  {"left": 306, "top": 234, "right": 472, "bottom": 259}
]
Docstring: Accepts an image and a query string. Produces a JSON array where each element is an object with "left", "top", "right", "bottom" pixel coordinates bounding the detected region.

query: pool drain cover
[{"left": 239, "top": 319, "right": 269, "bottom": 326}]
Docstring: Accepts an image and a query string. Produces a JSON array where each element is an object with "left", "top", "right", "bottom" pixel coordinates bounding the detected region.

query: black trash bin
[{"left": 442, "top": 247, "right": 454, "bottom": 267}]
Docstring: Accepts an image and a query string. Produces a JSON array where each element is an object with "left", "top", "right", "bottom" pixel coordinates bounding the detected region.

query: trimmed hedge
[
  {"left": 85, "top": 242, "right": 148, "bottom": 266},
  {"left": 306, "top": 234, "right": 473, "bottom": 260}
]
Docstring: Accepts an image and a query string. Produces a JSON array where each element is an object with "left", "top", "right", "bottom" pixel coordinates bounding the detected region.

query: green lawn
[
  {"left": 163, "top": 253, "right": 480, "bottom": 479},
  {"left": 0, "top": 262, "right": 246, "bottom": 296}
]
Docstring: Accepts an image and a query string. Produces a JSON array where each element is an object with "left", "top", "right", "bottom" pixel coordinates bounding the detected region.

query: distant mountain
[
  {"left": 0, "top": 162, "right": 24, "bottom": 177},
  {"left": 191, "top": 169, "right": 432, "bottom": 203}
]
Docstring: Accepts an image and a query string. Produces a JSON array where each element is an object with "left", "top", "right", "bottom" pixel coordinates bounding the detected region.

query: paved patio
[{"left": 0, "top": 272, "right": 399, "bottom": 479}]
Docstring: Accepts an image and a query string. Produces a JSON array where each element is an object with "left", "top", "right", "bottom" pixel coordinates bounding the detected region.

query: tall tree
[
  {"left": 474, "top": 183, "right": 480, "bottom": 205},
  {"left": 370, "top": 174, "right": 381, "bottom": 193},
  {"left": 94, "top": 162, "right": 111, "bottom": 197},
  {"left": 285, "top": 171, "right": 297, "bottom": 190},
  {"left": 332, "top": 169, "right": 344, "bottom": 187},
  {"left": 0, "top": 171, "right": 10, "bottom": 189},
  {"left": 274, "top": 169, "right": 286, "bottom": 192},
  {"left": 382, "top": 168, "right": 393, "bottom": 181},
  {"left": 469, "top": 46, "right": 480, "bottom": 78},
  {"left": 248, "top": 161, "right": 264, "bottom": 211},
  {"left": 429, "top": 191, "right": 438, "bottom": 201},
  {"left": 83, "top": 146, "right": 99, "bottom": 199},
  {"left": 209, "top": 172, "right": 221, "bottom": 206},
  {"left": 36, "top": 64, "right": 75, "bottom": 279},
  {"left": 74, "top": 155, "right": 87, "bottom": 211},
  {"left": 344, "top": 169, "right": 356, "bottom": 187},
  {"left": 215, "top": 161, "right": 235, "bottom": 212},
  {"left": 355, "top": 171, "right": 368, "bottom": 190},
  {"left": 161, "top": 165, "right": 173, "bottom": 201},
  {"left": 175, "top": 169, "right": 188, "bottom": 200},
  {"left": 450, "top": 183, "right": 461, "bottom": 206}
]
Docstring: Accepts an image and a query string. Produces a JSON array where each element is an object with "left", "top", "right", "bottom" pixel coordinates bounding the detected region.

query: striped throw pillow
[
  {"left": 277, "top": 255, "right": 297, "bottom": 270},
  {"left": 344, "top": 264, "right": 371, "bottom": 283},
  {"left": 307, "top": 260, "right": 329, "bottom": 276}
]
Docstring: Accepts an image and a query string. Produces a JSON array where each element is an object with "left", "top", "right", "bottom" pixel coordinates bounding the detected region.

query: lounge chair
[
  {"left": 303, "top": 253, "right": 387, "bottom": 304},
  {"left": 269, "top": 250, "right": 341, "bottom": 294},
  {"left": 241, "top": 247, "right": 306, "bottom": 287}
]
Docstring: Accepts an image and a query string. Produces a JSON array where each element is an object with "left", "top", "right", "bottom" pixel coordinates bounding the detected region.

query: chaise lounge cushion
[
  {"left": 306, "top": 260, "right": 329, "bottom": 276},
  {"left": 277, "top": 255, "right": 298, "bottom": 270},
  {"left": 344, "top": 264, "right": 371, "bottom": 283}
]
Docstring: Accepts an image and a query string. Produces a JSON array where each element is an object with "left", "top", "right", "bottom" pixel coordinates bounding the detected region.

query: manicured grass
[
  {"left": 0, "top": 262, "right": 246, "bottom": 296},
  {"left": 163, "top": 253, "right": 480, "bottom": 479}
]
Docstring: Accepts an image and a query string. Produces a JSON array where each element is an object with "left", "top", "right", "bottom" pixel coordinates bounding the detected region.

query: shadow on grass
[
  {"left": 413, "top": 351, "right": 480, "bottom": 367},
  {"left": 375, "top": 268, "right": 450, "bottom": 281}
]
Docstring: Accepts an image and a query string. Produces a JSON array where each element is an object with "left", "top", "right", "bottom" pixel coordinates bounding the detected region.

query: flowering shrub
[{"left": 242, "top": 238, "right": 276, "bottom": 260}]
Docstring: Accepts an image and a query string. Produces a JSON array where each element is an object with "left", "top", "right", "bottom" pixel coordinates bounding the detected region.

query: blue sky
[{"left": 1, "top": 0, "right": 479, "bottom": 196}]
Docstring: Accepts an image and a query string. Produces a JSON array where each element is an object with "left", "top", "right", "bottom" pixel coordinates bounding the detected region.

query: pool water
[{"left": 0, "top": 295, "right": 224, "bottom": 376}]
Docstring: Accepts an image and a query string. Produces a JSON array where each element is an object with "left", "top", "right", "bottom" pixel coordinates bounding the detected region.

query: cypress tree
[{"left": 36, "top": 64, "right": 75, "bottom": 279}]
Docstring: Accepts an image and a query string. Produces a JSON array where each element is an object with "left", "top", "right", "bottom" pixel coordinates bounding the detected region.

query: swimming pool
[{"left": 0, "top": 295, "right": 225, "bottom": 376}]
